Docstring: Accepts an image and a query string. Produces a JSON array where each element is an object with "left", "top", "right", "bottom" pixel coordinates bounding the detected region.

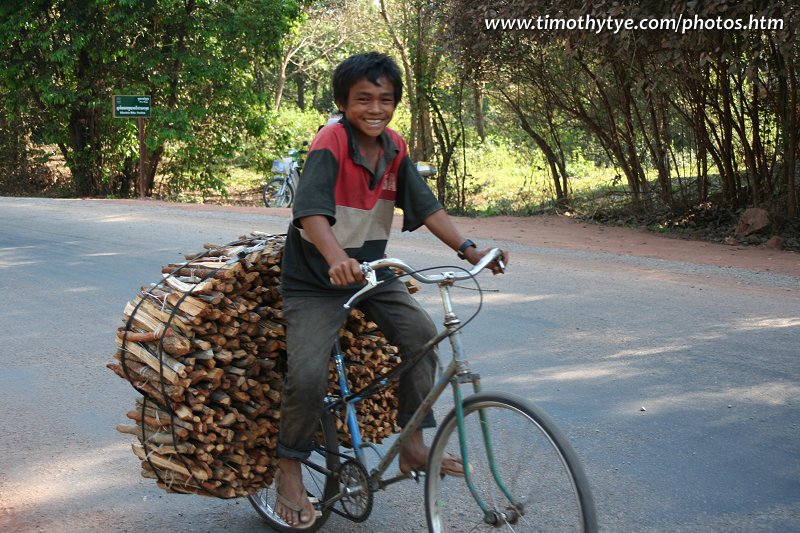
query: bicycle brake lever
[{"left": 343, "top": 265, "right": 381, "bottom": 309}]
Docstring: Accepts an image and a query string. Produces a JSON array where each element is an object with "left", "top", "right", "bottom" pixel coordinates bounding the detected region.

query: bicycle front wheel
[
  {"left": 426, "top": 392, "right": 597, "bottom": 532},
  {"left": 262, "top": 178, "right": 294, "bottom": 208},
  {"left": 248, "top": 411, "right": 339, "bottom": 532}
]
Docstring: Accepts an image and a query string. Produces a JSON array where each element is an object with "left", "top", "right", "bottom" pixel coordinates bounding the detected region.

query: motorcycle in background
[{"left": 262, "top": 142, "right": 308, "bottom": 208}]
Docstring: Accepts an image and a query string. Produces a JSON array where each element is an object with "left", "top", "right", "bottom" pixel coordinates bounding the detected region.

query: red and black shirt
[{"left": 281, "top": 119, "right": 442, "bottom": 295}]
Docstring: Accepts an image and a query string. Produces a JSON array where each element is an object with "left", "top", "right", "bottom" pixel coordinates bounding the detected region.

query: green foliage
[
  {"left": 263, "top": 0, "right": 383, "bottom": 113},
  {"left": 0, "top": 0, "right": 297, "bottom": 198},
  {"left": 160, "top": 162, "right": 230, "bottom": 202},
  {"left": 451, "top": 135, "right": 614, "bottom": 215},
  {"left": 234, "top": 107, "right": 324, "bottom": 176},
  {"left": 265, "top": 108, "right": 324, "bottom": 155},
  {"left": 3, "top": 0, "right": 796, "bottom": 222},
  {"left": 389, "top": 104, "right": 412, "bottom": 143},
  {"left": 445, "top": 0, "right": 800, "bottom": 217}
]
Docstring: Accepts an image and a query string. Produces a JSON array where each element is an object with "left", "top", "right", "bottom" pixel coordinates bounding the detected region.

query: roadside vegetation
[{"left": 0, "top": 0, "right": 797, "bottom": 250}]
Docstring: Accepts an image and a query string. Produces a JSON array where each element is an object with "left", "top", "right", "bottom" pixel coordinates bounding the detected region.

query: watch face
[{"left": 458, "top": 239, "right": 476, "bottom": 259}]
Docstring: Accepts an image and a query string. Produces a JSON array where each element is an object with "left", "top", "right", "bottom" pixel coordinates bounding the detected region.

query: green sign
[{"left": 113, "top": 95, "right": 151, "bottom": 118}]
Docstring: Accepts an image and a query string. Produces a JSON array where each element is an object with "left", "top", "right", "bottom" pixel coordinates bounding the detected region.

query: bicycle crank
[{"left": 336, "top": 458, "right": 373, "bottom": 522}]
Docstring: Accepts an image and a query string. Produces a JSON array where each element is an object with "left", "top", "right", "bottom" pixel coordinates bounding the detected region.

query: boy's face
[{"left": 337, "top": 76, "right": 396, "bottom": 143}]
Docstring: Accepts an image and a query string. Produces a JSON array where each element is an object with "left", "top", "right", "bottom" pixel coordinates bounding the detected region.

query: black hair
[{"left": 332, "top": 52, "right": 403, "bottom": 106}]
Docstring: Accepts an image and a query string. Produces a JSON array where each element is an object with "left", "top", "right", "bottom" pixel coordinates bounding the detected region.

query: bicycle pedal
[
  {"left": 307, "top": 496, "right": 323, "bottom": 516},
  {"left": 403, "top": 469, "right": 423, "bottom": 482}
]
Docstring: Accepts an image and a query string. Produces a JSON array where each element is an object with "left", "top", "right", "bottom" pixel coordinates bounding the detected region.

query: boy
[{"left": 275, "top": 51, "right": 508, "bottom": 528}]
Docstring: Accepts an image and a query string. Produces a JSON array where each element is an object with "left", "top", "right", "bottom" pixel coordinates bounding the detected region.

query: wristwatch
[{"left": 457, "top": 239, "right": 477, "bottom": 260}]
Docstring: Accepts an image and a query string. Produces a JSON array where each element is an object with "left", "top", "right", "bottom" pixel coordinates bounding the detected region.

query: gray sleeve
[
  {"left": 396, "top": 156, "right": 443, "bottom": 231},
  {"left": 291, "top": 148, "right": 338, "bottom": 228}
]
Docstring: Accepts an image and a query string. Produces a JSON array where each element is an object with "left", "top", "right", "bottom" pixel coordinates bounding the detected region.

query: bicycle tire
[
  {"left": 248, "top": 410, "right": 340, "bottom": 532},
  {"left": 262, "top": 178, "right": 295, "bottom": 208},
  {"left": 425, "top": 391, "right": 598, "bottom": 532}
]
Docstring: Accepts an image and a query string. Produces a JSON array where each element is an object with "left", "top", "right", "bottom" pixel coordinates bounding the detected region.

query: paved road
[{"left": 0, "top": 197, "right": 798, "bottom": 532}]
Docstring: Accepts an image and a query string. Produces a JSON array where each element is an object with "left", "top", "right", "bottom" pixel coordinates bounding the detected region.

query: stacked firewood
[{"left": 108, "top": 233, "right": 403, "bottom": 498}]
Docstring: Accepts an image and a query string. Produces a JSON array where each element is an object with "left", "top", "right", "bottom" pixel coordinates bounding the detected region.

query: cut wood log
[
  {"left": 116, "top": 326, "right": 192, "bottom": 356},
  {"left": 114, "top": 337, "right": 187, "bottom": 383},
  {"left": 110, "top": 233, "right": 402, "bottom": 498},
  {"left": 132, "top": 442, "right": 209, "bottom": 481}
]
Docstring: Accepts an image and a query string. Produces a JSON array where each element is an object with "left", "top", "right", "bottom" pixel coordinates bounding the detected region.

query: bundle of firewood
[{"left": 108, "top": 233, "right": 405, "bottom": 498}]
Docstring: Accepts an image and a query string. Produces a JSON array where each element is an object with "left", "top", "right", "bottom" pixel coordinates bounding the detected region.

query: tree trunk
[
  {"left": 379, "top": 0, "right": 434, "bottom": 160},
  {"left": 68, "top": 108, "right": 105, "bottom": 197},
  {"left": 145, "top": 145, "right": 164, "bottom": 197},
  {"left": 474, "top": 84, "right": 486, "bottom": 141},
  {"left": 273, "top": 72, "right": 286, "bottom": 112},
  {"left": 118, "top": 155, "right": 136, "bottom": 198},
  {"left": 67, "top": 48, "right": 101, "bottom": 197},
  {"left": 719, "top": 63, "right": 738, "bottom": 202},
  {"left": 429, "top": 96, "right": 461, "bottom": 207},
  {"left": 732, "top": 72, "right": 760, "bottom": 205},
  {"left": 634, "top": 72, "right": 672, "bottom": 209},
  {"left": 784, "top": 54, "right": 798, "bottom": 217},
  {"left": 694, "top": 104, "right": 709, "bottom": 202},
  {"left": 500, "top": 90, "right": 566, "bottom": 203},
  {"left": 618, "top": 79, "right": 647, "bottom": 208},
  {"left": 296, "top": 76, "right": 306, "bottom": 111}
]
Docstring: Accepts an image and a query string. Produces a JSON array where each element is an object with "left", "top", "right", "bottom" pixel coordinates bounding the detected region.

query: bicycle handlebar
[{"left": 343, "top": 248, "right": 505, "bottom": 309}]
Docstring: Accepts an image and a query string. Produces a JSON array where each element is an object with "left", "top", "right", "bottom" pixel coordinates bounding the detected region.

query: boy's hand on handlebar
[
  {"left": 465, "top": 248, "right": 509, "bottom": 275},
  {"left": 328, "top": 257, "right": 365, "bottom": 286}
]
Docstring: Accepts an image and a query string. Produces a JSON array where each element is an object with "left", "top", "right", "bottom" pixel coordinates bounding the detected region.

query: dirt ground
[
  {"left": 449, "top": 212, "right": 800, "bottom": 278},
  {"left": 110, "top": 199, "right": 800, "bottom": 278}
]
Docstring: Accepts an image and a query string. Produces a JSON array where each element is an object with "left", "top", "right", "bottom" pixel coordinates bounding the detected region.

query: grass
[
  {"left": 213, "top": 138, "right": 625, "bottom": 214},
  {"left": 228, "top": 167, "right": 265, "bottom": 191},
  {"left": 456, "top": 138, "right": 622, "bottom": 216}
]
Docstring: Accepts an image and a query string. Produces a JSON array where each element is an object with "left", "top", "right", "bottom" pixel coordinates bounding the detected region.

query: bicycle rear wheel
[
  {"left": 248, "top": 411, "right": 339, "bottom": 532},
  {"left": 262, "top": 178, "right": 294, "bottom": 208},
  {"left": 426, "top": 392, "right": 597, "bottom": 532}
]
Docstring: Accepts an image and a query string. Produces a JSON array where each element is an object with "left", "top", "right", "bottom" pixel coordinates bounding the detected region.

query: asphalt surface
[{"left": 0, "top": 197, "right": 798, "bottom": 532}]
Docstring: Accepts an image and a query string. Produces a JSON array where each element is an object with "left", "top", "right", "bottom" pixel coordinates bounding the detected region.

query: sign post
[
  {"left": 113, "top": 95, "right": 151, "bottom": 199},
  {"left": 137, "top": 117, "right": 146, "bottom": 199}
]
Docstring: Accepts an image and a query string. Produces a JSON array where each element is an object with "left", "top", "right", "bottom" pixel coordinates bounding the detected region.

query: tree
[
  {"left": 444, "top": 0, "right": 799, "bottom": 217},
  {"left": 380, "top": 0, "right": 479, "bottom": 207},
  {"left": 0, "top": 0, "right": 295, "bottom": 197},
  {"left": 266, "top": 1, "right": 374, "bottom": 112}
]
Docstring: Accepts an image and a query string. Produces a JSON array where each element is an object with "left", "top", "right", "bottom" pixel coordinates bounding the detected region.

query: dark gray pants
[{"left": 277, "top": 279, "right": 438, "bottom": 460}]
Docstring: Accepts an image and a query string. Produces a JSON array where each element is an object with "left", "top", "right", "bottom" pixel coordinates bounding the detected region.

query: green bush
[{"left": 235, "top": 108, "right": 324, "bottom": 175}]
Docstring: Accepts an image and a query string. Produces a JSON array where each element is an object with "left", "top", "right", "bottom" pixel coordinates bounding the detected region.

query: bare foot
[
  {"left": 397, "top": 430, "right": 464, "bottom": 477},
  {"left": 275, "top": 458, "right": 317, "bottom": 528}
]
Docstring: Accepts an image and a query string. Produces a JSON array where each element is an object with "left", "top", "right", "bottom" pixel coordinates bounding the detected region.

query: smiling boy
[{"left": 275, "top": 52, "right": 507, "bottom": 528}]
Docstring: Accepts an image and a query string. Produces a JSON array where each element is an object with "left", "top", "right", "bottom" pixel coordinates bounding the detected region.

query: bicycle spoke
[
  {"left": 426, "top": 392, "right": 597, "bottom": 532},
  {"left": 262, "top": 178, "right": 294, "bottom": 208},
  {"left": 248, "top": 413, "right": 339, "bottom": 532}
]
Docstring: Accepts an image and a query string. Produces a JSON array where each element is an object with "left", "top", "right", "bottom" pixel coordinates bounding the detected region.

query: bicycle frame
[
  {"left": 264, "top": 144, "right": 305, "bottom": 207},
  {"left": 315, "top": 251, "right": 512, "bottom": 519},
  {"left": 280, "top": 174, "right": 294, "bottom": 194},
  {"left": 274, "top": 160, "right": 297, "bottom": 187},
  {"left": 248, "top": 248, "right": 596, "bottom": 531}
]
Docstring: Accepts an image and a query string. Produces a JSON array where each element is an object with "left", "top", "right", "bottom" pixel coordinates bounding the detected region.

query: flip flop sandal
[
  {"left": 274, "top": 471, "right": 322, "bottom": 529},
  {"left": 399, "top": 453, "right": 466, "bottom": 478}
]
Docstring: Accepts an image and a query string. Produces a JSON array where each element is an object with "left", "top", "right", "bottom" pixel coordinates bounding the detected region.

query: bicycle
[
  {"left": 263, "top": 142, "right": 308, "bottom": 208},
  {"left": 248, "top": 249, "right": 598, "bottom": 532},
  {"left": 416, "top": 160, "right": 437, "bottom": 178}
]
